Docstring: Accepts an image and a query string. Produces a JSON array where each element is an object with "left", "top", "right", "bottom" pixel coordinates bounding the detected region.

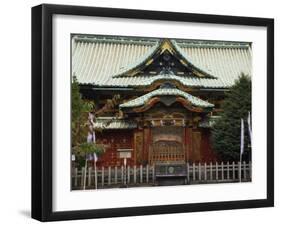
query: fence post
[
  {"left": 146, "top": 165, "right": 149, "bottom": 183},
  {"left": 221, "top": 162, "right": 224, "bottom": 181},
  {"left": 226, "top": 161, "right": 230, "bottom": 180},
  {"left": 215, "top": 162, "right": 218, "bottom": 181},
  {"left": 140, "top": 165, "right": 143, "bottom": 183},
  {"left": 101, "top": 166, "right": 104, "bottom": 187},
  {"left": 198, "top": 162, "right": 201, "bottom": 181},
  {"left": 192, "top": 163, "right": 196, "bottom": 181},
  {"left": 238, "top": 161, "right": 241, "bottom": 182},
  {"left": 124, "top": 164, "right": 127, "bottom": 185},
  {"left": 204, "top": 162, "right": 207, "bottom": 181},
  {"left": 114, "top": 166, "right": 118, "bottom": 184},
  {"left": 108, "top": 166, "right": 111, "bottom": 186},
  {"left": 74, "top": 168, "right": 78, "bottom": 187},
  {"left": 186, "top": 162, "right": 190, "bottom": 183},
  {"left": 133, "top": 165, "right": 137, "bottom": 184},
  {"left": 152, "top": 164, "right": 155, "bottom": 184},
  {"left": 121, "top": 166, "right": 124, "bottom": 184},
  {"left": 249, "top": 161, "right": 252, "bottom": 180},
  {"left": 232, "top": 162, "right": 235, "bottom": 180},
  {"left": 243, "top": 161, "right": 247, "bottom": 180},
  {"left": 95, "top": 166, "right": 98, "bottom": 189},
  {"left": 127, "top": 166, "right": 130, "bottom": 184},
  {"left": 88, "top": 167, "right": 92, "bottom": 187},
  {"left": 210, "top": 162, "right": 213, "bottom": 181},
  {"left": 81, "top": 167, "right": 85, "bottom": 188}
]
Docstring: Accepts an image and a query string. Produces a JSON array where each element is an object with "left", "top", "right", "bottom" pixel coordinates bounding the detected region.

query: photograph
[
  {"left": 71, "top": 34, "right": 252, "bottom": 190},
  {"left": 31, "top": 3, "right": 274, "bottom": 221}
]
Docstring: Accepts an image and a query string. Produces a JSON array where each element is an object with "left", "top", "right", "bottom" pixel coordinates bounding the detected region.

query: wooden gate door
[{"left": 149, "top": 126, "right": 185, "bottom": 164}]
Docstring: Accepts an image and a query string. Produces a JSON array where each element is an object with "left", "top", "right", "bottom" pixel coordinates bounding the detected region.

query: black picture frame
[{"left": 31, "top": 4, "right": 274, "bottom": 222}]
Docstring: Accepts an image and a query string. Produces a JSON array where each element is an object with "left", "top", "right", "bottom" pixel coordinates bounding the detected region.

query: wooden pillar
[
  {"left": 134, "top": 129, "right": 144, "bottom": 165},
  {"left": 185, "top": 127, "right": 192, "bottom": 162},
  {"left": 184, "top": 127, "right": 187, "bottom": 162},
  {"left": 143, "top": 127, "right": 150, "bottom": 164},
  {"left": 192, "top": 129, "right": 202, "bottom": 162}
]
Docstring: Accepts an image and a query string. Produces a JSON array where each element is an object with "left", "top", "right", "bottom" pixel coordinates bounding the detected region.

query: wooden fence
[
  {"left": 72, "top": 161, "right": 251, "bottom": 189},
  {"left": 186, "top": 161, "right": 251, "bottom": 184}
]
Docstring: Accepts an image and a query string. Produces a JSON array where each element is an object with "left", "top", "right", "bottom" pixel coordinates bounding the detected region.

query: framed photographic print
[{"left": 31, "top": 4, "right": 274, "bottom": 221}]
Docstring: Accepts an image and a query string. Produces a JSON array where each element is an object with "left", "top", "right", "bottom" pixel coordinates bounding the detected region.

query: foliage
[
  {"left": 72, "top": 142, "right": 105, "bottom": 169},
  {"left": 71, "top": 76, "right": 121, "bottom": 167},
  {"left": 71, "top": 76, "right": 94, "bottom": 149},
  {"left": 73, "top": 142, "right": 104, "bottom": 157},
  {"left": 211, "top": 74, "right": 251, "bottom": 161}
]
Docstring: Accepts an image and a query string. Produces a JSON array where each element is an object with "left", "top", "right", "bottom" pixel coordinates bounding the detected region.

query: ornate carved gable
[
  {"left": 119, "top": 84, "right": 214, "bottom": 113},
  {"left": 114, "top": 39, "right": 216, "bottom": 79}
]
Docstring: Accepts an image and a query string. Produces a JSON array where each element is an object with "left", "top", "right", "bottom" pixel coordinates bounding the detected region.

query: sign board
[
  {"left": 117, "top": 148, "right": 133, "bottom": 159},
  {"left": 119, "top": 151, "right": 131, "bottom": 158}
]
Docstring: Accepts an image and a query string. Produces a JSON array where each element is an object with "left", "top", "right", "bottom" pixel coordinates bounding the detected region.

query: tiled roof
[
  {"left": 119, "top": 87, "right": 214, "bottom": 108},
  {"left": 72, "top": 35, "right": 252, "bottom": 88},
  {"left": 72, "top": 35, "right": 159, "bottom": 85},
  {"left": 93, "top": 117, "right": 137, "bottom": 129}
]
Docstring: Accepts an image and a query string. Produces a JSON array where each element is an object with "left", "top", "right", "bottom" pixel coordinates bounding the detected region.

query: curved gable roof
[
  {"left": 119, "top": 87, "right": 214, "bottom": 109},
  {"left": 112, "top": 39, "right": 216, "bottom": 79}
]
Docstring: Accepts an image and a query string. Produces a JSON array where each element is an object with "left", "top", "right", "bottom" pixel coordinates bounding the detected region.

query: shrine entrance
[{"left": 149, "top": 126, "right": 185, "bottom": 164}]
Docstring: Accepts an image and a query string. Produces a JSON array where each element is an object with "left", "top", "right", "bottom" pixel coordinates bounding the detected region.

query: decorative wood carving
[
  {"left": 132, "top": 96, "right": 207, "bottom": 113},
  {"left": 140, "top": 79, "right": 196, "bottom": 92}
]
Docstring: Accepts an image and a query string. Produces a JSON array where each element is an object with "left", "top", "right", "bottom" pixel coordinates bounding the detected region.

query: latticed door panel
[{"left": 149, "top": 127, "right": 185, "bottom": 164}]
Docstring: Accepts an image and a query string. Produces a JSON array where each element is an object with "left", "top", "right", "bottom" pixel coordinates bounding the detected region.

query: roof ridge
[
  {"left": 174, "top": 39, "right": 251, "bottom": 49},
  {"left": 72, "top": 35, "right": 159, "bottom": 45},
  {"left": 73, "top": 35, "right": 251, "bottom": 48}
]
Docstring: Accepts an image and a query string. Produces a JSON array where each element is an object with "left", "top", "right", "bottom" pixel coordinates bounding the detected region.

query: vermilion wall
[
  {"left": 90, "top": 130, "right": 134, "bottom": 167},
  {"left": 200, "top": 129, "right": 218, "bottom": 163},
  {"left": 90, "top": 128, "right": 217, "bottom": 167},
  {"left": 185, "top": 127, "right": 217, "bottom": 163}
]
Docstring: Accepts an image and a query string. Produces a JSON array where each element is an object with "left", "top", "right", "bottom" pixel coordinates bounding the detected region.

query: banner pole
[
  {"left": 239, "top": 154, "right": 242, "bottom": 182},
  {"left": 94, "top": 159, "right": 97, "bottom": 190}
]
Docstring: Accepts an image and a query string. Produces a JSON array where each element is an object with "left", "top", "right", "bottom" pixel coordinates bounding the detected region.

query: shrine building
[{"left": 72, "top": 35, "right": 252, "bottom": 167}]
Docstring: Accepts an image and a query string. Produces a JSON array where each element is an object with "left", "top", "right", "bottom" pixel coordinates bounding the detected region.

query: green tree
[
  {"left": 71, "top": 76, "right": 121, "bottom": 167},
  {"left": 71, "top": 76, "right": 103, "bottom": 166},
  {"left": 212, "top": 74, "right": 251, "bottom": 161}
]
